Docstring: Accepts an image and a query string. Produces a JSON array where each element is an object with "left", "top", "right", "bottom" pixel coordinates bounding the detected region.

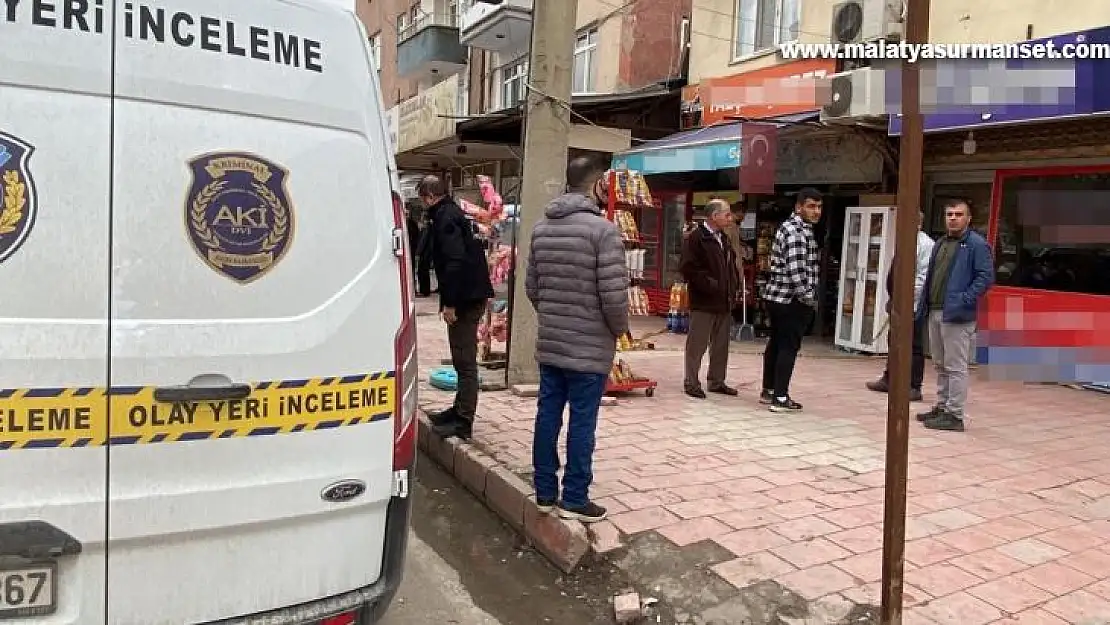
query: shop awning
[{"left": 611, "top": 111, "right": 819, "bottom": 175}]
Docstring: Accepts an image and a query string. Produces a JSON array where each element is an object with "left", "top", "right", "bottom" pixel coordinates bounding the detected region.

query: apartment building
[{"left": 358, "top": 0, "right": 692, "bottom": 200}]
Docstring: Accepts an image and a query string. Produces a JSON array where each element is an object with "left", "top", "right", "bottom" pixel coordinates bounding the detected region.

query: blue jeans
[{"left": 533, "top": 364, "right": 607, "bottom": 508}]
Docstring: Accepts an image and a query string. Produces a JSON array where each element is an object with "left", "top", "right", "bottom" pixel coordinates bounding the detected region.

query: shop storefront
[
  {"left": 890, "top": 25, "right": 1110, "bottom": 386},
  {"left": 612, "top": 122, "right": 887, "bottom": 338}
]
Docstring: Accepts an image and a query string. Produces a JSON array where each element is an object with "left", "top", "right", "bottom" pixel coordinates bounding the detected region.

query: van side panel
[
  {"left": 0, "top": 4, "right": 113, "bottom": 623},
  {"left": 106, "top": 2, "right": 400, "bottom": 622}
]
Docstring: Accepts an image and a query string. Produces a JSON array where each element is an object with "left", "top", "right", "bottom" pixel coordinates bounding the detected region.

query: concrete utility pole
[
  {"left": 880, "top": 0, "right": 930, "bottom": 622},
  {"left": 505, "top": 0, "right": 578, "bottom": 386}
]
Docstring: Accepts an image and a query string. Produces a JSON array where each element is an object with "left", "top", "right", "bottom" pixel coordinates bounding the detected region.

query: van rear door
[
  {"left": 105, "top": 2, "right": 402, "bottom": 622},
  {"left": 0, "top": 7, "right": 112, "bottom": 624}
]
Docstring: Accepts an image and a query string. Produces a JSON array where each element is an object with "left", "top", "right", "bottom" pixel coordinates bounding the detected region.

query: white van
[{"left": 0, "top": 0, "right": 417, "bottom": 623}]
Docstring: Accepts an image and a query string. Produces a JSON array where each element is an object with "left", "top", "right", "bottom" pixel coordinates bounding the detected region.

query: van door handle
[{"left": 153, "top": 384, "right": 251, "bottom": 403}]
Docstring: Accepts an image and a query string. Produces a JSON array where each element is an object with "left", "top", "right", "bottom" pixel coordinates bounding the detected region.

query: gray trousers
[
  {"left": 927, "top": 310, "right": 976, "bottom": 418},
  {"left": 684, "top": 311, "right": 732, "bottom": 390}
]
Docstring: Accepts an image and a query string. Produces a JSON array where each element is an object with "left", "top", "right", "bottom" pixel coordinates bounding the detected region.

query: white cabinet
[{"left": 835, "top": 206, "right": 895, "bottom": 353}]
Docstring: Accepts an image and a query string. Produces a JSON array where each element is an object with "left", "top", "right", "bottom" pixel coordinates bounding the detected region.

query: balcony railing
[{"left": 399, "top": 11, "right": 459, "bottom": 45}]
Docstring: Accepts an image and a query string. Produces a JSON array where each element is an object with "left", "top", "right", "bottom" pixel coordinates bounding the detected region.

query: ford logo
[{"left": 321, "top": 480, "right": 367, "bottom": 503}]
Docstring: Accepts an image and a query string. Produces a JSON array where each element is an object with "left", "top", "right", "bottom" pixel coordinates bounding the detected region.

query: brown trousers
[{"left": 684, "top": 311, "right": 733, "bottom": 390}]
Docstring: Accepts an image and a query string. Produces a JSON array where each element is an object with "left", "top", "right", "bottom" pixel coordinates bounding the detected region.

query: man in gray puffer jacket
[{"left": 525, "top": 156, "right": 629, "bottom": 523}]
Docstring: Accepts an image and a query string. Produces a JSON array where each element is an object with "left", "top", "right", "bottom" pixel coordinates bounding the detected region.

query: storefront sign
[
  {"left": 890, "top": 26, "right": 1110, "bottom": 135},
  {"left": 776, "top": 133, "right": 883, "bottom": 185},
  {"left": 680, "top": 59, "right": 835, "bottom": 129},
  {"left": 397, "top": 75, "right": 460, "bottom": 154}
]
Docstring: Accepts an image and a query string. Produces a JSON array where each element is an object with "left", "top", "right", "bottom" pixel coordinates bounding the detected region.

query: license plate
[{"left": 0, "top": 564, "right": 56, "bottom": 618}]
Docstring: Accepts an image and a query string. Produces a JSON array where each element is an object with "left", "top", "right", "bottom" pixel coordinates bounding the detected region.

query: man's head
[
  {"left": 416, "top": 175, "right": 447, "bottom": 207},
  {"left": 795, "top": 187, "right": 823, "bottom": 224},
  {"left": 704, "top": 199, "right": 732, "bottom": 230},
  {"left": 943, "top": 199, "right": 971, "bottom": 236},
  {"left": 566, "top": 156, "right": 608, "bottom": 198}
]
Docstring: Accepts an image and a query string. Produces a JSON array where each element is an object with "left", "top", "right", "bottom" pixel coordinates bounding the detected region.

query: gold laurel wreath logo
[
  {"left": 189, "top": 178, "right": 288, "bottom": 253},
  {"left": 0, "top": 170, "right": 27, "bottom": 237}
]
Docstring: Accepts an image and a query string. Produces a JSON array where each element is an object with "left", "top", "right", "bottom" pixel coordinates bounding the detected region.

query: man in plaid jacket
[{"left": 760, "top": 188, "right": 823, "bottom": 412}]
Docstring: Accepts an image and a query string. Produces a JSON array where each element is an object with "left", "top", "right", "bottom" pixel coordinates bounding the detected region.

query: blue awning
[
  {"left": 612, "top": 111, "right": 818, "bottom": 175},
  {"left": 889, "top": 26, "right": 1110, "bottom": 136}
]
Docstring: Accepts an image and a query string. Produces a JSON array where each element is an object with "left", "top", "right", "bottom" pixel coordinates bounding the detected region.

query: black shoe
[
  {"left": 909, "top": 388, "right": 923, "bottom": 402},
  {"left": 708, "top": 384, "right": 739, "bottom": 396},
  {"left": 866, "top": 378, "right": 890, "bottom": 393},
  {"left": 759, "top": 389, "right": 774, "bottom": 404},
  {"left": 769, "top": 397, "right": 803, "bottom": 413},
  {"left": 433, "top": 418, "right": 472, "bottom": 440},
  {"left": 536, "top": 496, "right": 557, "bottom": 513},
  {"left": 428, "top": 407, "right": 459, "bottom": 427},
  {"left": 924, "top": 412, "right": 965, "bottom": 432},
  {"left": 685, "top": 387, "right": 707, "bottom": 399},
  {"left": 558, "top": 501, "right": 607, "bottom": 523},
  {"left": 916, "top": 406, "right": 941, "bottom": 422}
]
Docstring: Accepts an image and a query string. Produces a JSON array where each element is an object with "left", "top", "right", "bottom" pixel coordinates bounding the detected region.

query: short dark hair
[
  {"left": 417, "top": 175, "right": 446, "bottom": 198},
  {"left": 943, "top": 198, "right": 971, "bottom": 214},
  {"left": 796, "top": 187, "right": 823, "bottom": 205},
  {"left": 567, "top": 156, "right": 607, "bottom": 191}
]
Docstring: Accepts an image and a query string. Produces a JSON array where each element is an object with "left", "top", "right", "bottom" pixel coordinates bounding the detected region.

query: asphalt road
[
  {"left": 379, "top": 534, "right": 502, "bottom": 625},
  {"left": 374, "top": 453, "right": 652, "bottom": 625}
]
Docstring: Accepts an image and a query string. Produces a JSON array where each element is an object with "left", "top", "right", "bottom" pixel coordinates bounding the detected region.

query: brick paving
[{"left": 415, "top": 301, "right": 1110, "bottom": 624}]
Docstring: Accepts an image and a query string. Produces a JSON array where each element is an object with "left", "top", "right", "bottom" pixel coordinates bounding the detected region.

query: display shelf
[{"left": 604, "top": 169, "right": 658, "bottom": 398}]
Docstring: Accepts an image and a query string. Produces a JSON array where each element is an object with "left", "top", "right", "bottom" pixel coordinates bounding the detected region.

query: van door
[
  {"left": 0, "top": 5, "right": 113, "bottom": 623},
  {"left": 105, "top": 2, "right": 402, "bottom": 622}
]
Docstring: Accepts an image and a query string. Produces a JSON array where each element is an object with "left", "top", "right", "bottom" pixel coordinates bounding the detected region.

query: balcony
[
  {"left": 396, "top": 12, "right": 468, "bottom": 82},
  {"left": 460, "top": 0, "right": 533, "bottom": 55}
]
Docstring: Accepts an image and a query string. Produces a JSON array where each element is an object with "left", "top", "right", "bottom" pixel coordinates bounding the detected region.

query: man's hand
[{"left": 441, "top": 307, "right": 457, "bottom": 325}]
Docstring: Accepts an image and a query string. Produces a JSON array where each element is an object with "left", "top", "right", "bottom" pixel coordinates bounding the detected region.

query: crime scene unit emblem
[
  {"left": 186, "top": 152, "right": 294, "bottom": 283},
  {"left": 0, "top": 131, "right": 38, "bottom": 266}
]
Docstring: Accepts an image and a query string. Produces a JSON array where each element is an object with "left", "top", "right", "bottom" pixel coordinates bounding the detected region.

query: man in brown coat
[{"left": 681, "top": 199, "right": 740, "bottom": 399}]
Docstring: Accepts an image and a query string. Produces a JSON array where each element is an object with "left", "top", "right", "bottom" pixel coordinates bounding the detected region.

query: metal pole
[
  {"left": 505, "top": 0, "right": 578, "bottom": 386},
  {"left": 880, "top": 0, "right": 930, "bottom": 622}
]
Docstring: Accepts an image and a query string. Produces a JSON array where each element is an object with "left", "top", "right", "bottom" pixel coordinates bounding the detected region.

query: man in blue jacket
[{"left": 916, "top": 199, "right": 995, "bottom": 432}]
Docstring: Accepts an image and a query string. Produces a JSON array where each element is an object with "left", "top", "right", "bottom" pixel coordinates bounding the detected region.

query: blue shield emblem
[
  {"left": 0, "top": 131, "right": 38, "bottom": 266},
  {"left": 185, "top": 152, "right": 295, "bottom": 283}
]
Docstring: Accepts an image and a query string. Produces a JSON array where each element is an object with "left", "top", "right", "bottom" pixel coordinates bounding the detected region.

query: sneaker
[
  {"left": 708, "top": 384, "right": 739, "bottom": 396},
  {"left": 535, "top": 496, "right": 557, "bottom": 514},
  {"left": 759, "top": 389, "right": 774, "bottom": 404},
  {"left": 432, "top": 418, "right": 472, "bottom": 440},
  {"left": 924, "top": 412, "right": 965, "bottom": 432},
  {"left": 866, "top": 378, "right": 890, "bottom": 393},
  {"left": 557, "top": 501, "right": 607, "bottom": 523},
  {"left": 769, "top": 397, "right": 803, "bottom": 413},
  {"left": 916, "top": 406, "right": 941, "bottom": 422},
  {"left": 428, "top": 407, "right": 459, "bottom": 427}
]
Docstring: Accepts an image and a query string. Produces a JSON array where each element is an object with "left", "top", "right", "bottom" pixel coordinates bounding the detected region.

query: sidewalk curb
[{"left": 417, "top": 411, "right": 607, "bottom": 573}]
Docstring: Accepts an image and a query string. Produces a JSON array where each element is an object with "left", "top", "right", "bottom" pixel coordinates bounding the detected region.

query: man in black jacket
[{"left": 419, "top": 175, "right": 495, "bottom": 439}]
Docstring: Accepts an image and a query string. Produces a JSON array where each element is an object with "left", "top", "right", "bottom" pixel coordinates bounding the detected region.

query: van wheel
[{"left": 645, "top": 387, "right": 655, "bottom": 397}]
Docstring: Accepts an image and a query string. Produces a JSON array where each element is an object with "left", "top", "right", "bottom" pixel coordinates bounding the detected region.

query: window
[
  {"left": 447, "top": 0, "right": 459, "bottom": 27},
  {"left": 993, "top": 169, "right": 1110, "bottom": 296},
  {"left": 572, "top": 27, "right": 598, "bottom": 95},
  {"left": 368, "top": 32, "right": 381, "bottom": 71},
  {"left": 501, "top": 57, "right": 528, "bottom": 108},
  {"left": 733, "top": 0, "right": 800, "bottom": 59},
  {"left": 396, "top": 11, "right": 407, "bottom": 36}
]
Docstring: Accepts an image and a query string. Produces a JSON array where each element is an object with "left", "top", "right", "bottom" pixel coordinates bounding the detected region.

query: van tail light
[
  {"left": 391, "top": 190, "right": 417, "bottom": 471},
  {"left": 319, "top": 611, "right": 358, "bottom": 625}
]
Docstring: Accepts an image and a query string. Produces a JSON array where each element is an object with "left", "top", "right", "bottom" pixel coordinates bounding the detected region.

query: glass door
[
  {"left": 859, "top": 208, "right": 889, "bottom": 348},
  {"left": 638, "top": 202, "right": 661, "bottom": 287},
  {"left": 837, "top": 209, "right": 866, "bottom": 346}
]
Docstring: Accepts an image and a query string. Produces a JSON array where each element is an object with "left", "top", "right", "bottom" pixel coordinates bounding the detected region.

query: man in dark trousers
[
  {"left": 760, "top": 188, "right": 822, "bottom": 412},
  {"left": 420, "top": 175, "right": 495, "bottom": 439},
  {"left": 526, "top": 156, "right": 628, "bottom": 523},
  {"left": 866, "top": 210, "right": 934, "bottom": 401},
  {"left": 681, "top": 199, "right": 740, "bottom": 399}
]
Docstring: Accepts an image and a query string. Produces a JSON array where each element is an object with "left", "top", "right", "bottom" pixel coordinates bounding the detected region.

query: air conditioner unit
[
  {"left": 830, "top": 0, "right": 903, "bottom": 44},
  {"left": 820, "top": 67, "right": 889, "bottom": 122}
]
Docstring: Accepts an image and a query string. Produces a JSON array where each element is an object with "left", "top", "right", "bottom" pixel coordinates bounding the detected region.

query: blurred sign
[
  {"left": 397, "top": 75, "right": 460, "bottom": 153},
  {"left": 680, "top": 59, "right": 835, "bottom": 129}
]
